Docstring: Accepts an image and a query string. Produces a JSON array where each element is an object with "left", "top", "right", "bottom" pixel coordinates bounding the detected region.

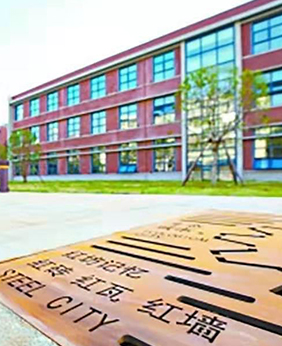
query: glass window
[
  {"left": 252, "top": 13, "right": 282, "bottom": 54},
  {"left": 47, "top": 91, "right": 59, "bottom": 112},
  {"left": 119, "top": 103, "right": 138, "bottom": 130},
  {"left": 30, "top": 98, "right": 40, "bottom": 117},
  {"left": 91, "top": 75, "right": 106, "bottom": 99},
  {"left": 91, "top": 147, "right": 106, "bottom": 173},
  {"left": 47, "top": 153, "right": 58, "bottom": 175},
  {"left": 67, "top": 117, "right": 80, "bottom": 137},
  {"left": 15, "top": 104, "right": 24, "bottom": 121},
  {"left": 153, "top": 95, "right": 175, "bottom": 125},
  {"left": 254, "top": 125, "right": 282, "bottom": 169},
  {"left": 14, "top": 160, "right": 21, "bottom": 176},
  {"left": 119, "top": 64, "right": 137, "bottom": 91},
  {"left": 67, "top": 84, "right": 80, "bottom": 106},
  {"left": 153, "top": 51, "right": 175, "bottom": 82},
  {"left": 261, "top": 68, "right": 282, "bottom": 107},
  {"left": 91, "top": 111, "right": 106, "bottom": 135},
  {"left": 67, "top": 150, "right": 80, "bottom": 174},
  {"left": 29, "top": 162, "right": 39, "bottom": 176},
  {"left": 30, "top": 126, "right": 40, "bottom": 143},
  {"left": 47, "top": 122, "right": 59, "bottom": 142},
  {"left": 186, "top": 26, "right": 235, "bottom": 73},
  {"left": 154, "top": 138, "right": 176, "bottom": 172},
  {"left": 119, "top": 142, "right": 137, "bottom": 173}
]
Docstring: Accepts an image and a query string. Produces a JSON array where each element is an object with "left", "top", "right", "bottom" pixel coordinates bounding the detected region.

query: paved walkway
[
  {"left": 0, "top": 192, "right": 281, "bottom": 346},
  {"left": 0, "top": 192, "right": 281, "bottom": 262}
]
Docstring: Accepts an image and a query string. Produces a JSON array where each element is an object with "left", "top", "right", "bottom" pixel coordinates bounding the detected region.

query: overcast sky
[{"left": 0, "top": 0, "right": 250, "bottom": 125}]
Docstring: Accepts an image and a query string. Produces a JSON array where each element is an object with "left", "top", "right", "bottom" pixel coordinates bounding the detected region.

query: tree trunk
[
  {"left": 211, "top": 146, "right": 219, "bottom": 186},
  {"left": 223, "top": 143, "right": 244, "bottom": 185},
  {"left": 182, "top": 151, "right": 202, "bottom": 186},
  {"left": 22, "top": 161, "right": 28, "bottom": 183},
  {"left": 182, "top": 143, "right": 210, "bottom": 186}
]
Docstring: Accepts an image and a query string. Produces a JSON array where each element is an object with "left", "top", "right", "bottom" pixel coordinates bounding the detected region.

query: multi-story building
[{"left": 9, "top": 0, "right": 282, "bottom": 181}]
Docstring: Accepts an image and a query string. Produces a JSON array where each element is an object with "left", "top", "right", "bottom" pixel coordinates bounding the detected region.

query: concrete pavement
[{"left": 0, "top": 192, "right": 282, "bottom": 262}]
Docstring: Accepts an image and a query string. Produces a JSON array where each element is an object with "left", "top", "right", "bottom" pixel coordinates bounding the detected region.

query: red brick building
[{"left": 9, "top": 0, "right": 282, "bottom": 181}]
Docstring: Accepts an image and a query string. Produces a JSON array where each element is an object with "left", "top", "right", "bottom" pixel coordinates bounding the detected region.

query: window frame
[
  {"left": 153, "top": 95, "right": 176, "bottom": 125},
  {"left": 252, "top": 13, "right": 282, "bottom": 55},
  {"left": 153, "top": 138, "right": 176, "bottom": 172},
  {"left": 47, "top": 122, "right": 59, "bottom": 142},
  {"left": 67, "top": 150, "right": 80, "bottom": 174},
  {"left": 67, "top": 117, "right": 80, "bottom": 138},
  {"left": 30, "top": 126, "right": 40, "bottom": 143},
  {"left": 119, "top": 64, "right": 137, "bottom": 91},
  {"left": 15, "top": 104, "right": 24, "bottom": 121},
  {"left": 29, "top": 98, "right": 40, "bottom": 117},
  {"left": 91, "top": 111, "right": 106, "bottom": 135},
  {"left": 90, "top": 75, "right": 106, "bottom": 99},
  {"left": 47, "top": 91, "right": 59, "bottom": 112},
  {"left": 153, "top": 50, "right": 175, "bottom": 82},
  {"left": 91, "top": 147, "right": 106, "bottom": 173},
  {"left": 47, "top": 153, "right": 58, "bottom": 175},
  {"left": 119, "top": 142, "right": 138, "bottom": 173},
  {"left": 67, "top": 84, "right": 80, "bottom": 106},
  {"left": 119, "top": 103, "right": 138, "bottom": 130},
  {"left": 261, "top": 68, "right": 282, "bottom": 107},
  {"left": 29, "top": 161, "right": 40, "bottom": 176}
]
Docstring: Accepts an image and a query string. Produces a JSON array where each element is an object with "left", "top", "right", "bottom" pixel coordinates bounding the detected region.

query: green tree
[
  {"left": 8, "top": 129, "right": 41, "bottom": 183},
  {"left": 179, "top": 67, "right": 269, "bottom": 186}
]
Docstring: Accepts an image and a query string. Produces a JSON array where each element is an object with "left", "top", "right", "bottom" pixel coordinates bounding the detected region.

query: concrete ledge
[
  {"left": 244, "top": 170, "right": 282, "bottom": 182},
  {"left": 12, "top": 172, "right": 182, "bottom": 182}
]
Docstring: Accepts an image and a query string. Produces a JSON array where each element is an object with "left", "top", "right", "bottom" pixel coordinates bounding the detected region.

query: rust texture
[{"left": 0, "top": 211, "right": 281, "bottom": 346}]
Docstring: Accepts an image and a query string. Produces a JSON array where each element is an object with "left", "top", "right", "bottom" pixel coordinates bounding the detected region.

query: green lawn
[{"left": 8, "top": 180, "right": 282, "bottom": 197}]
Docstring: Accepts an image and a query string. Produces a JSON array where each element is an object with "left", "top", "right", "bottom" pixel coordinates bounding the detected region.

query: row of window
[
  {"left": 14, "top": 51, "right": 176, "bottom": 121},
  {"left": 14, "top": 139, "right": 177, "bottom": 176},
  {"left": 14, "top": 12, "right": 282, "bottom": 122},
  {"left": 29, "top": 95, "right": 176, "bottom": 143}
]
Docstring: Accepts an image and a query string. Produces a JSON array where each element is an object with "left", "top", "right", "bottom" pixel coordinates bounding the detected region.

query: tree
[
  {"left": 8, "top": 129, "right": 41, "bottom": 183},
  {"left": 179, "top": 67, "right": 269, "bottom": 186}
]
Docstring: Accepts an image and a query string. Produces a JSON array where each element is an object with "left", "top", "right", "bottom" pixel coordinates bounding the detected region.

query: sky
[{"left": 0, "top": 0, "right": 250, "bottom": 125}]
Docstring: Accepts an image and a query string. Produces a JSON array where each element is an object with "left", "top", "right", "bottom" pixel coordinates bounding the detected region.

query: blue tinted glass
[
  {"left": 218, "top": 27, "right": 233, "bottom": 45},
  {"left": 119, "top": 65, "right": 137, "bottom": 91},
  {"left": 153, "top": 51, "right": 175, "bottom": 82},
  {"left": 272, "top": 94, "right": 282, "bottom": 106},
  {"left": 187, "top": 39, "right": 200, "bottom": 56},
  {"left": 202, "top": 33, "right": 216, "bottom": 51},
  {"left": 202, "top": 50, "right": 216, "bottom": 67},
  {"left": 154, "top": 55, "right": 163, "bottom": 64},
  {"left": 271, "top": 37, "right": 282, "bottom": 50},
  {"left": 155, "top": 64, "right": 163, "bottom": 73},
  {"left": 254, "top": 41, "right": 269, "bottom": 54},
  {"left": 270, "top": 14, "right": 282, "bottom": 26},
  {"left": 271, "top": 25, "right": 282, "bottom": 38},
  {"left": 253, "top": 20, "right": 268, "bottom": 32},
  {"left": 272, "top": 70, "right": 282, "bottom": 82},
  {"left": 218, "top": 44, "right": 234, "bottom": 63},
  {"left": 187, "top": 55, "right": 201, "bottom": 72},
  {"left": 254, "top": 30, "right": 268, "bottom": 43}
]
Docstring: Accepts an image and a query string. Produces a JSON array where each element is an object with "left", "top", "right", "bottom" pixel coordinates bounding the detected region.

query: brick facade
[{"left": 9, "top": 0, "right": 282, "bottom": 181}]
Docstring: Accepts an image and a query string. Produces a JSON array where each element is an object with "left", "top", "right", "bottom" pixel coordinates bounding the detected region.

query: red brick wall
[{"left": 0, "top": 126, "right": 7, "bottom": 146}]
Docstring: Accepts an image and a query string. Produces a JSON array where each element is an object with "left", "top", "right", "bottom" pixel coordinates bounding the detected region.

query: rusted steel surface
[{"left": 0, "top": 211, "right": 281, "bottom": 346}]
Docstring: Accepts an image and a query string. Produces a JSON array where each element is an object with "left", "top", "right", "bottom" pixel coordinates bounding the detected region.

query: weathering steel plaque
[{"left": 0, "top": 211, "right": 281, "bottom": 346}]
